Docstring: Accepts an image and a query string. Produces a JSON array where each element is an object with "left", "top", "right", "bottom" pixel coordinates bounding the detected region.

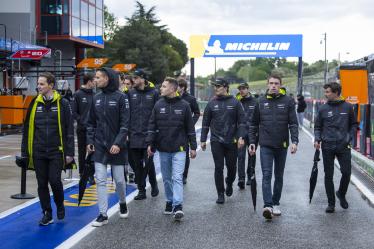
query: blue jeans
[
  {"left": 260, "top": 146, "right": 288, "bottom": 208},
  {"left": 159, "top": 151, "right": 186, "bottom": 208}
]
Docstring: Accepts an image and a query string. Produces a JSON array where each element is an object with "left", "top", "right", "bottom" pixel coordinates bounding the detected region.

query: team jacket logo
[
  {"left": 174, "top": 109, "right": 183, "bottom": 115},
  {"left": 82, "top": 97, "right": 87, "bottom": 103},
  {"left": 160, "top": 108, "right": 166, "bottom": 114},
  {"left": 327, "top": 111, "right": 333, "bottom": 117}
]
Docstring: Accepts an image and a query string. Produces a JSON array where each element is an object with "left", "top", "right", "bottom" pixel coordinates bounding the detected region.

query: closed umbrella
[{"left": 309, "top": 149, "right": 320, "bottom": 203}]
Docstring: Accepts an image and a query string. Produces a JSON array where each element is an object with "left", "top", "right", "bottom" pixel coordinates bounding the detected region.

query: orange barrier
[{"left": 0, "top": 95, "right": 35, "bottom": 125}]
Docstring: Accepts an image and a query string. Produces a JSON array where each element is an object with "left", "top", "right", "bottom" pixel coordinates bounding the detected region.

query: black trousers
[
  {"left": 322, "top": 144, "right": 352, "bottom": 206},
  {"left": 183, "top": 146, "right": 190, "bottom": 179},
  {"left": 237, "top": 142, "right": 256, "bottom": 181},
  {"left": 129, "top": 148, "right": 157, "bottom": 191},
  {"left": 34, "top": 156, "right": 64, "bottom": 213},
  {"left": 211, "top": 141, "right": 238, "bottom": 194},
  {"left": 77, "top": 128, "right": 87, "bottom": 176}
]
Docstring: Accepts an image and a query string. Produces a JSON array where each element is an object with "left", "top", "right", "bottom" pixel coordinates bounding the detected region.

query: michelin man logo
[{"left": 205, "top": 40, "right": 224, "bottom": 55}]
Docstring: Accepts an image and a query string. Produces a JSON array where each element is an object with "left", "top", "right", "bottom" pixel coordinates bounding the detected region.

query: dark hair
[
  {"left": 323, "top": 82, "right": 341, "bottom": 95},
  {"left": 164, "top": 77, "right": 178, "bottom": 90},
  {"left": 178, "top": 78, "right": 188, "bottom": 91},
  {"left": 39, "top": 72, "right": 55, "bottom": 85},
  {"left": 83, "top": 73, "right": 94, "bottom": 85},
  {"left": 267, "top": 73, "right": 282, "bottom": 84}
]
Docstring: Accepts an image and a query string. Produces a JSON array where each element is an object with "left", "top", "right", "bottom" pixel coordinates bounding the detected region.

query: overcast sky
[{"left": 106, "top": 0, "right": 374, "bottom": 77}]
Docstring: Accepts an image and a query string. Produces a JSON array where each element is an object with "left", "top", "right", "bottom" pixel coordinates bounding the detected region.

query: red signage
[{"left": 10, "top": 48, "right": 51, "bottom": 60}]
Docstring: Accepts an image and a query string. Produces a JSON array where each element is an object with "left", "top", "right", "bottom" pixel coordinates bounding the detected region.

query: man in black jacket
[
  {"left": 21, "top": 72, "right": 74, "bottom": 226},
  {"left": 249, "top": 74, "right": 298, "bottom": 220},
  {"left": 87, "top": 68, "right": 130, "bottom": 227},
  {"left": 177, "top": 78, "right": 200, "bottom": 184},
  {"left": 236, "top": 82, "right": 257, "bottom": 189},
  {"left": 314, "top": 82, "right": 357, "bottom": 213},
  {"left": 146, "top": 77, "right": 197, "bottom": 221},
  {"left": 128, "top": 69, "right": 159, "bottom": 200},
  {"left": 72, "top": 73, "right": 95, "bottom": 183},
  {"left": 201, "top": 78, "right": 246, "bottom": 204}
]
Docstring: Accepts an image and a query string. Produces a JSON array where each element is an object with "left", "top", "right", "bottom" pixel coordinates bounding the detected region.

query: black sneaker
[
  {"left": 164, "top": 202, "right": 173, "bottom": 215},
  {"left": 325, "top": 205, "right": 335, "bottom": 213},
  {"left": 119, "top": 203, "right": 129, "bottom": 218},
  {"left": 92, "top": 214, "right": 108, "bottom": 227},
  {"left": 216, "top": 193, "right": 225, "bottom": 204},
  {"left": 134, "top": 190, "right": 146, "bottom": 200},
  {"left": 173, "top": 205, "right": 184, "bottom": 221},
  {"left": 183, "top": 177, "right": 187, "bottom": 185},
  {"left": 57, "top": 205, "right": 65, "bottom": 220},
  {"left": 336, "top": 191, "right": 349, "bottom": 209},
  {"left": 151, "top": 185, "right": 159, "bottom": 197},
  {"left": 39, "top": 211, "right": 53, "bottom": 226},
  {"left": 238, "top": 181, "right": 245, "bottom": 190},
  {"left": 225, "top": 184, "right": 233, "bottom": 196}
]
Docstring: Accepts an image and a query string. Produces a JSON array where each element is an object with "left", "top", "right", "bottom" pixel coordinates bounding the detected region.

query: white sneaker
[
  {"left": 92, "top": 214, "right": 108, "bottom": 227},
  {"left": 273, "top": 205, "right": 281, "bottom": 216},
  {"left": 262, "top": 207, "right": 273, "bottom": 220}
]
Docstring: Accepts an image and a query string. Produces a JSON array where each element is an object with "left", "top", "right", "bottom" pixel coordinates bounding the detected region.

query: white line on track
[{"left": 0, "top": 155, "right": 12, "bottom": 160}]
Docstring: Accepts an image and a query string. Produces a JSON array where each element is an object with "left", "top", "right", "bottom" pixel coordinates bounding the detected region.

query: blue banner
[{"left": 202, "top": 34, "right": 302, "bottom": 58}]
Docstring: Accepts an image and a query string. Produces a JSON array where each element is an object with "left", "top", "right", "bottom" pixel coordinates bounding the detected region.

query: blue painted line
[
  {"left": 0, "top": 181, "right": 137, "bottom": 249},
  {"left": 0, "top": 127, "right": 203, "bottom": 249}
]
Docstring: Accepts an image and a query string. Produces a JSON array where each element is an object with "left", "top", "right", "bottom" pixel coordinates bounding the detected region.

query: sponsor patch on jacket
[
  {"left": 174, "top": 109, "right": 183, "bottom": 115},
  {"left": 36, "top": 106, "right": 43, "bottom": 112},
  {"left": 109, "top": 101, "right": 117, "bottom": 106},
  {"left": 277, "top": 104, "right": 285, "bottom": 109},
  {"left": 227, "top": 105, "right": 235, "bottom": 110},
  {"left": 327, "top": 111, "right": 333, "bottom": 117},
  {"left": 51, "top": 106, "right": 58, "bottom": 112},
  {"left": 340, "top": 112, "right": 348, "bottom": 115},
  {"left": 263, "top": 102, "right": 270, "bottom": 109},
  {"left": 146, "top": 94, "right": 153, "bottom": 100},
  {"left": 213, "top": 104, "right": 219, "bottom": 111},
  {"left": 82, "top": 97, "right": 87, "bottom": 103},
  {"left": 160, "top": 107, "right": 166, "bottom": 114},
  {"left": 95, "top": 99, "right": 101, "bottom": 106},
  {"left": 132, "top": 94, "right": 137, "bottom": 99}
]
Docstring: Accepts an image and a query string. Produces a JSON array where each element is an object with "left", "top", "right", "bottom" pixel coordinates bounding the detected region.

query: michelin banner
[{"left": 189, "top": 34, "right": 302, "bottom": 58}]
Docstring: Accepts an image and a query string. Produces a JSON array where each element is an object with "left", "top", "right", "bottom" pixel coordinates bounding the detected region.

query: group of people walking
[{"left": 21, "top": 69, "right": 356, "bottom": 226}]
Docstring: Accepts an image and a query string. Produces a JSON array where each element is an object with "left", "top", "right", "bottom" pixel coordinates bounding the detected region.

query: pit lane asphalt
[{"left": 73, "top": 131, "right": 374, "bottom": 249}]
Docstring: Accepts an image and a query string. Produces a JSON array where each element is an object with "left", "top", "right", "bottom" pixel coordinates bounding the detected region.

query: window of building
[
  {"left": 81, "top": 1, "right": 88, "bottom": 21},
  {"left": 96, "top": 7, "right": 103, "bottom": 27},
  {"left": 72, "top": 17, "right": 80, "bottom": 36},
  {"left": 41, "top": 16, "right": 61, "bottom": 35},
  {"left": 89, "top": 4, "right": 95, "bottom": 25},
  {"left": 96, "top": 0, "right": 103, "bottom": 9},
  {"left": 62, "top": 15, "right": 70, "bottom": 35},
  {"left": 63, "top": 0, "right": 69, "bottom": 15},
  {"left": 89, "top": 24, "right": 95, "bottom": 38},
  {"left": 81, "top": 20, "right": 89, "bottom": 37},
  {"left": 72, "top": 0, "right": 80, "bottom": 18},
  {"left": 41, "top": 0, "right": 63, "bottom": 15}
]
